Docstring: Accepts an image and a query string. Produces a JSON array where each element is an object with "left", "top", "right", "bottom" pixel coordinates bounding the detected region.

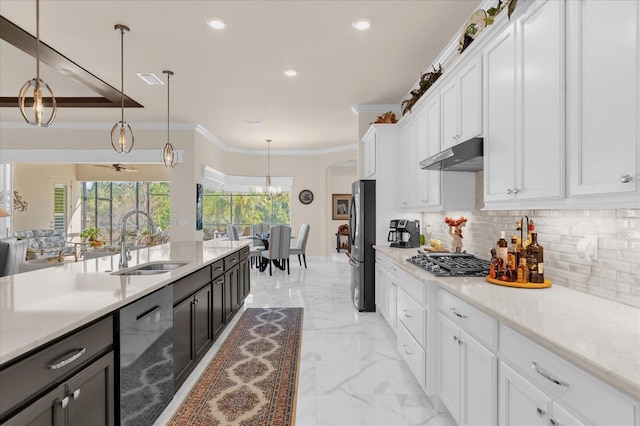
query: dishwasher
[{"left": 118, "top": 285, "right": 173, "bottom": 426}]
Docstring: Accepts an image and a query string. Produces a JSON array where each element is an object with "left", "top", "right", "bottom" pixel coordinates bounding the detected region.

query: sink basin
[
  {"left": 111, "top": 261, "right": 190, "bottom": 276},
  {"left": 115, "top": 269, "right": 169, "bottom": 276},
  {"left": 136, "top": 262, "right": 189, "bottom": 271}
]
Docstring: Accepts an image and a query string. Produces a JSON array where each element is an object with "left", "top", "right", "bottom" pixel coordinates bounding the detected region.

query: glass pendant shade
[
  {"left": 111, "top": 24, "right": 134, "bottom": 154},
  {"left": 18, "top": 0, "right": 56, "bottom": 127},
  {"left": 162, "top": 70, "right": 178, "bottom": 168}
]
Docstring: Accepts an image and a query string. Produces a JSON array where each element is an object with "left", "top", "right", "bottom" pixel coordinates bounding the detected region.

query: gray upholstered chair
[
  {"left": 290, "top": 223, "right": 310, "bottom": 268},
  {"left": 249, "top": 223, "right": 269, "bottom": 268},
  {"left": 260, "top": 225, "right": 291, "bottom": 276},
  {"left": 226, "top": 224, "right": 239, "bottom": 241},
  {"left": 0, "top": 238, "right": 29, "bottom": 276}
]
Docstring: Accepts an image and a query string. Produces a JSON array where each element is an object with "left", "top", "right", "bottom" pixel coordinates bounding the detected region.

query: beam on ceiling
[{"left": 0, "top": 15, "right": 143, "bottom": 109}]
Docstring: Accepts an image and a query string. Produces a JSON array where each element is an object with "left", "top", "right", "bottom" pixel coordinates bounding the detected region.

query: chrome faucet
[{"left": 119, "top": 210, "right": 154, "bottom": 269}]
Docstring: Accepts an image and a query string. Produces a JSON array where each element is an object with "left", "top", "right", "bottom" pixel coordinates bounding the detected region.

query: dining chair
[
  {"left": 226, "top": 224, "right": 239, "bottom": 241},
  {"left": 289, "top": 224, "right": 310, "bottom": 268},
  {"left": 249, "top": 223, "right": 270, "bottom": 268},
  {"left": 260, "top": 225, "right": 291, "bottom": 276}
]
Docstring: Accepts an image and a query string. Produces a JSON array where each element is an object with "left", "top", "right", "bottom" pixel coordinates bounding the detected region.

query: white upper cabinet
[
  {"left": 566, "top": 0, "right": 639, "bottom": 202},
  {"left": 441, "top": 55, "right": 483, "bottom": 151},
  {"left": 484, "top": 0, "right": 565, "bottom": 205},
  {"left": 397, "top": 117, "right": 416, "bottom": 208},
  {"left": 362, "top": 129, "right": 377, "bottom": 179}
]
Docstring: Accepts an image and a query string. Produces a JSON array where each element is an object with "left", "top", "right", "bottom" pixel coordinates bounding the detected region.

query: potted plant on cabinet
[{"left": 80, "top": 227, "right": 104, "bottom": 248}]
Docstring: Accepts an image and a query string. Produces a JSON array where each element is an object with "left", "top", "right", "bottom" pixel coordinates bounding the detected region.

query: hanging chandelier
[
  {"left": 111, "top": 24, "right": 134, "bottom": 154},
  {"left": 18, "top": 0, "right": 57, "bottom": 127},
  {"left": 260, "top": 139, "right": 281, "bottom": 196},
  {"left": 161, "top": 70, "right": 178, "bottom": 168}
]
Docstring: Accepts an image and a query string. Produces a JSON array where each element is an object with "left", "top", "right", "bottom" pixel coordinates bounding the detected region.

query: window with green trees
[
  {"left": 202, "top": 189, "right": 290, "bottom": 238},
  {"left": 82, "top": 182, "right": 290, "bottom": 242},
  {"left": 82, "top": 181, "right": 170, "bottom": 244}
]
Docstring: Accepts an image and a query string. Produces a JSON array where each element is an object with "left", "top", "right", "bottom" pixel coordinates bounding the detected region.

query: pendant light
[
  {"left": 18, "top": 0, "right": 57, "bottom": 127},
  {"left": 111, "top": 24, "right": 134, "bottom": 154},
  {"left": 264, "top": 139, "right": 282, "bottom": 196},
  {"left": 161, "top": 70, "right": 178, "bottom": 168}
]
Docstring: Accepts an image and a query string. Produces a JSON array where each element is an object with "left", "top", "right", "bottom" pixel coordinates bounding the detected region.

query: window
[
  {"left": 202, "top": 189, "right": 290, "bottom": 237},
  {"left": 82, "top": 181, "right": 170, "bottom": 244},
  {"left": 53, "top": 183, "right": 67, "bottom": 236}
]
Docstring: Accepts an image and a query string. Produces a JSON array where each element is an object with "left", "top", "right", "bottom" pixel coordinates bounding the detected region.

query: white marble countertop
[
  {"left": 0, "top": 239, "right": 251, "bottom": 365},
  {"left": 375, "top": 246, "right": 640, "bottom": 401}
]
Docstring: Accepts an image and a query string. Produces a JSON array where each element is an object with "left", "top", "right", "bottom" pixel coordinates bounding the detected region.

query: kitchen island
[
  {"left": 0, "top": 239, "right": 251, "bottom": 425},
  {"left": 375, "top": 245, "right": 639, "bottom": 426}
]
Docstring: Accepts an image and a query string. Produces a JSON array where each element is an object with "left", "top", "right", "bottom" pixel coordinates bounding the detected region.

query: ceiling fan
[{"left": 93, "top": 163, "right": 139, "bottom": 173}]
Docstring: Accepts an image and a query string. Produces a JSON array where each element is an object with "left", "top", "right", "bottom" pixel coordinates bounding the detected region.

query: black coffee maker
[{"left": 388, "top": 219, "right": 420, "bottom": 248}]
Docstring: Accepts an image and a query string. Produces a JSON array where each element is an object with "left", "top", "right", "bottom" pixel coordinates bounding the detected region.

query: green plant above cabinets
[{"left": 401, "top": 65, "right": 443, "bottom": 116}]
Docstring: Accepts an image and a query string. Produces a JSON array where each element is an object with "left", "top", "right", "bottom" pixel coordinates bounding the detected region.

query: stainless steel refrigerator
[{"left": 348, "top": 179, "right": 376, "bottom": 312}]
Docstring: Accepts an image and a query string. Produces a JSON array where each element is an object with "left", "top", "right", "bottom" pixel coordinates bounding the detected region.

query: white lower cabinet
[
  {"left": 374, "top": 253, "right": 396, "bottom": 330},
  {"left": 437, "top": 313, "right": 497, "bottom": 426},
  {"left": 500, "top": 325, "right": 636, "bottom": 426}
]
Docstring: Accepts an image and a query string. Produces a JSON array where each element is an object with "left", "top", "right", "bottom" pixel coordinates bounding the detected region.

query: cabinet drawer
[
  {"left": 224, "top": 252, "right": 240, "bottom": 270},
  {"left": 238, "top": 246, "right": 250, "bottom": 260},
  {"left": 396, "top": 321, "right": 425, "bottom": 389},
  {"left": 438, "top": 290, "right": 497, "bottom": 351},
  {"left": 396, "top": 288, "right": 425, "bottom": 347},
  {"left": 500, "top": 325, "right": 636, "bottom": 426},
  {"left": 396, "top": 268, "right": 425, "bottom": 305},
  {"left": 0, "top": 316, "right": 113, "bottom": 419},
  {"left": 375, "top": 253, "right": 393, "bottom": 271},
  {"left": 211, "top": 259, "right": 224, "bottom": 279},
  {"left": 173, "top": 266, "right": 211, "bottom": 304}
]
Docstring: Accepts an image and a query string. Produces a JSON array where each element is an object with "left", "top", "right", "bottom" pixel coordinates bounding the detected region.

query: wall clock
[{"left": 298, "top": 190, "right": 314, "bottom": 205}]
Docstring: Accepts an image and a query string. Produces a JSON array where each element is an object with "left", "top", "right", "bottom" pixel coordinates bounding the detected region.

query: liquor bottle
[
  {"left": 517, "top": 258, "right": 529, "bottom": 283},
  {"left": 524, "top": 220, "right": 535, "bottom": 249},
  {"left": 507, "top": 236, "right": 518, "bottom": 271},
  {"left": 502, "top": 261, "right": 516, "bottom": 282},
  {"left": 496, "top": 231, "right": 508, "bottom": 264},
  {"left": 526, "top": 232, "right": 544, "bottom": 283},
  {"left": 489, "top": 248, "right": 497, "bottom": 279}
]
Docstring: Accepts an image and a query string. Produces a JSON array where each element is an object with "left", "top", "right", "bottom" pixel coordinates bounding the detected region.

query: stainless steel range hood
[{"left": 419, "top": 137, "right": 483, "bottom": 172}]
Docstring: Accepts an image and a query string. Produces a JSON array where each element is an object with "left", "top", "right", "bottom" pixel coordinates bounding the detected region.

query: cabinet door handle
[
  {"left": 513, "top": 188, "right": 520, "bottom": 194},
  {"left": 48, "top": 348, "right": 86, "bottom": 370},
  {"left": 550, "top": 418, "right": 561, "bottom": 426},
  {"left": 215, "top": 279, "right": 224, "bottom": 285},
  {"left": 402, "top": 345, "right": 413, "bottom": 355},
  {"left": 530, "top": 362, "right": 569, "bottom": 387},
  {"left": 403, "top": 310, "right": 413, "bottom": 318},
  {"left": 450, "top": 308, "right": 467, "bottom": 319},
  {"left": 536, "top": 407, "right": 546, "bottom": 416},
  {"left": 506, "top": 188, "right": 512, "bottom": 195},
  {"left": 59, "top": 396, "right": 70, "bottom": 409},
  {"left": 71, "top": 388, "right": 80, "bottom": 400},
  {"left": 621, "top": 174, "right": 632, "bottom": 183},
  {"left": 453, "top": 335, "right": 463, "bottom": 345}
]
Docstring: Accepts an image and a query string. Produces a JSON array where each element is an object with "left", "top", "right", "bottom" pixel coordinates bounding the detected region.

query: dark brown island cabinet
[
  {"left": 0, "top": 245, "right": 251, "bottom": 425},
  {"left": 173, "top": 245, "right": 251, "bottom": 391},
  {"left": 0, "top": 317, "right": 115, "bottom": 426}
]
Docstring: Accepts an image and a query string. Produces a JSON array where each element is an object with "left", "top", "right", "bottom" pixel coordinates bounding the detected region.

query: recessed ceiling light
[
  {"left": 245, "top": 121, "right": 263, "bottom": 126},
  {"left": 283, "top": 69, "right": 298, "bottom": 77},
  {"left": 207, "top": 18, "right": 226, "bottom": 29},
  {"left": 136, "top": 72, "right": 164, "bottom": 86},
  {"left": 352, "top": 19, "right": 371, "bottom": 31}
]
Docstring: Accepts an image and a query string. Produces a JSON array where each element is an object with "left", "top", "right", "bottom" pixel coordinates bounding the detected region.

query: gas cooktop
[{"left": 407, "top": 251, "right": 490, "bottom": 277}]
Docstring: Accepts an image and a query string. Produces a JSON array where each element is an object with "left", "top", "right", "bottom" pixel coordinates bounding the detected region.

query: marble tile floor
[{"left": 155, "top": 255, "right": 456, "bottom": 426}]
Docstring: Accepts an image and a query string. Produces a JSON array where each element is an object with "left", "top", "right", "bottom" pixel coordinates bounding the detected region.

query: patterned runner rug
[{"left": 168, "top": 307, "right": 304, "bottom": 425}]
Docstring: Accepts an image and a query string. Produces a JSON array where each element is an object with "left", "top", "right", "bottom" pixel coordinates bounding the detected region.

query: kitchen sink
[{"left": 111, "top": 261, "right": 190, "bottom": 276}]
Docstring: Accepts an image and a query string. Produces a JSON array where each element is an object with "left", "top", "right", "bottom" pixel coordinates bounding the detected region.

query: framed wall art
[
  {"left": 196, "top": 183, "right": 203, "bottom": 230},
  {"left": 299, "top": 189, "right": 314, "bottom": 205},
  {"left": 332, "top": 193, "right": 351, "bottom": 220}
]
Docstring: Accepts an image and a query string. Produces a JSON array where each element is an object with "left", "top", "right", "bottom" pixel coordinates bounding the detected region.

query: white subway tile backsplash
[{"left": 422, "top": 209, "right": 640, "bottom": 308}]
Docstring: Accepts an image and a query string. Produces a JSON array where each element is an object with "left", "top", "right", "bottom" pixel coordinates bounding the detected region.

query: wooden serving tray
[{"left": 485, "top": 276, "right": 552, "bottom": 289}]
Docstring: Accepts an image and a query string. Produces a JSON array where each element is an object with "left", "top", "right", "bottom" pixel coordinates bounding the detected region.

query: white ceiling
[{"left": 0, "top": 0, "right": 480, "bottom": 152}]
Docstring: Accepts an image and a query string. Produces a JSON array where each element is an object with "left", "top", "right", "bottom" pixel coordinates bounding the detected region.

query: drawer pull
[
  {"left": 450, "top": 308, "right": 467, "bottom": 319},
  {"left": 402, "top": 345, "right": 413, "bottom": 355},
  {"left": 531, "top": 362, "right": 569, "bottom": 387},
  {"left": 403, "top": 310, "right": 413, "bottom": 318},
  {"left": 536, "top": 407, "right": 546, "bottom": 416},
  {"left": 214, "top": 266, "right": 223, "bottom": 271},
  {"left": 48, "top": 348, "right": 86, "bottom": 370},
  {"left": 231, "top": 258, "right": 238, "bottom": 263},
  {"left": 59, "top": 396, "right": 70, "bottom": 409},
  {"left": 550, "top": 418, "right": 560, "bottom": 426}
]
